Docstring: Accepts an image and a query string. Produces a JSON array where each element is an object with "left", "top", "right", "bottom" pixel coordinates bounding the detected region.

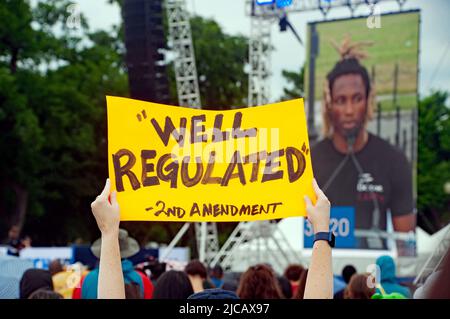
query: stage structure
[
  {"left": 162, "top": 0, "right": 427, "bottom": 275},
  {"left": 160, "top": 0, "right": 220, "bottom": 265},
  {"left": 209, "top": 0, "right": 414, "bottom": 272},
  {"left": 209, "top": 220, "right": 303, "bottom": 273}
]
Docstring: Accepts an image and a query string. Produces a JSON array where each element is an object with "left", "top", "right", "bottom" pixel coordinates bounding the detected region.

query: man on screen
[{"left": 311, "top": 37, "right": 416, "bottom": 251}]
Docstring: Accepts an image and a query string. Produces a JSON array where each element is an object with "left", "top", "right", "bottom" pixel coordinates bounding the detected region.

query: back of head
[
  {"left": 293, "top": 269, "right": 308, "bottom": 299},
  {"left": 222, "top": 272, "right": 241, "bottom": 292},
  {"left": 125, "top": 282, "right": 143, "bottom": 299},
  {"left": 20, "top": 269, "right": 54, "bottom": 299},
  {"left": 284, "top": 264, "right": 304, "bottom": 282},
  {"left": 185, "top": 259, "right": 207, "bottom": 279},
  {"left": 237, "top": 264, "right": 283, "bottom": 299},
  {"left": 188, "top": 288, "right": 239, "bottom": 300},
  {"left": 211, "top": 265, "right": 224, "bottom": 278},
  {"left": 153, "top": 270, "right": 193, "bottom": 299},
  {"left": 28, "top": 288, "right": 63, "bottom": 299},
  {"left": 49, "top": 259, "right": 63, "bottom": 276},
  {"left": 149, "top": 261, "right": 166, "bottom": 282},
  {"left": 277, "top": 276, "right": 292, "bottom": 299},
  {"left": 344, "top": 273, "right": 375, "bottom": 299},
  {"left": 376, "top": 255, "right": 396, "bottom": 282},
  {"left": 342, "top": 265, "right": 357, "bottom": 284}
]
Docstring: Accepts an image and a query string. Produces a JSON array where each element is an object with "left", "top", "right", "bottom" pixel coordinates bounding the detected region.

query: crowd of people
[
  {"left": 1, "top": 177, "right": 448, "bottom": 299},
  {"left": 0, "top": 241, "right": 440, "bottom": 300}
]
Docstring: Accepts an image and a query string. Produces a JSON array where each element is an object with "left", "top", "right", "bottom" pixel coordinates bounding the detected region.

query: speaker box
[{"left": 122, "top": 0, "right": 170, "bottom": 103}]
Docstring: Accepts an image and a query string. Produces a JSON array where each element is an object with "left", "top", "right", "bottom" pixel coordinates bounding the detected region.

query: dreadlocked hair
[{"left": 322, "top": 35, "right": 376, "bottom": 137}]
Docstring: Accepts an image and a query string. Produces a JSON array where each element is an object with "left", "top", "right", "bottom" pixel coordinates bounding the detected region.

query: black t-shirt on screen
[{"left": 311, "top": 133, "right": 413, "bottom": 249}]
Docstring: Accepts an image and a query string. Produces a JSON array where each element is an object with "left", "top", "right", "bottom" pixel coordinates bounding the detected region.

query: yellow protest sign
[{"left": 107, "top": 96, "right": 316, "bottom": 222}]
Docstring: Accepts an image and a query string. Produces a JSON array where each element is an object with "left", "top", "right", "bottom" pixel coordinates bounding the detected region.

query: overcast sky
[{"left": 76, "top": 0, "right": 450, "bottom": 103}]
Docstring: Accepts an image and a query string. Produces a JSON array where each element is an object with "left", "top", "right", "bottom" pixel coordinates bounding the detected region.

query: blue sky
[{"left": 76, "top": 0, "right": 449, "bottom": 102}]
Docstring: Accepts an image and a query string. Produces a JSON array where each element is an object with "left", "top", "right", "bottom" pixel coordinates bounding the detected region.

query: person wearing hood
[{"left": 375, "top": 255, "right": 411, "bottom": 298}]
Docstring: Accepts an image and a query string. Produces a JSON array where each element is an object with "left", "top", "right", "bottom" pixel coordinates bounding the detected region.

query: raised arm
[
  {"left": 90, "top": 179, "right": 125, "bottom": 299},
  {"left": 303, "top": 179, "right": 333, "bottom": 299}
]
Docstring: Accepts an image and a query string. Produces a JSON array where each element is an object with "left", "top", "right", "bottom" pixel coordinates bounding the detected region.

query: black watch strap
[{"left": 314, "top": 232, "right": 335, "bottom": 248}]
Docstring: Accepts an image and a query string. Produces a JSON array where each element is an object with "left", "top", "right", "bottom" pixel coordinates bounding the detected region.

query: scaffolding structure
[
  {"left": 165, "top": 0, "right": 202, "bottom": 108},
  {"left": 210, "top": 220, "right": 303, "bottom": 274},
  {"left": 248, "top": 9, "right": 273, "bottom": 106},
  {"left": 163, "top": 0, "right": 219, "bottom": 264}
]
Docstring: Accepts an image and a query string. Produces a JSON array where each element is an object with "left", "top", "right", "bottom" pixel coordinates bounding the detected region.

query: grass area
[
  {"left": 306, "top": 11, "right": 420, "bottom": 107},
  {"left": 377, "top": 94, "right": 418, "bottom": 111}
]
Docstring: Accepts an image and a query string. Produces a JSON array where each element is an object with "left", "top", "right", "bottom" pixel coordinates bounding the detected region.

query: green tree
[
  {"left": 0, "top": 0, "right": 128, "bottom": 244},
  {"left": 417, "top": 91, "right": 450, "bottom": 229},
  {"left": 280, "top": 65, "right": 305, "bottom": 100},
  {"left": 0, "top": 2, "right": 250, "bottom": 247}
]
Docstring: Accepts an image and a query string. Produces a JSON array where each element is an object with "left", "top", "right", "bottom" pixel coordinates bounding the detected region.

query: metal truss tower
[
  {"left": 247, "top": 0, "right": 406, "bottom": 18},
  {"left": 248, "top": 8, "right": 274, "bottom": 107},
  {"left": 165, "top": 0, "right": 202, "bottom": 108},
  {"left": 163, "top": 0, "right": 219, "bottom": 264}
]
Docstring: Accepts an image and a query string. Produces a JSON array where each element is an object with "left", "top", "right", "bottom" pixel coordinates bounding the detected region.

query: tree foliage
[
  {"left": 0, "top": 1, "right": 248, "bottom": 247},
  {"left": 280, "top": 65, "right": 305, "bottom": 100},
  {"left": 0, "top": 0, "right": 128, "bottom": 244},
  {"left": 417, "top": 91, "right": 450, "bottom": 227}
]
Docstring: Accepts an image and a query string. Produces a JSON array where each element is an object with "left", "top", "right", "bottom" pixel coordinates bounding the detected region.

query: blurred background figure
[
  {"left": 3, "top": 226, "right": 22, "bottom": 257},
  {"left": 28, "top": 288, "right": 63, "bottom": 299},
  {"left": 124, "top": 282, "right": 143, "bottom": 299},
  {"left": 209, "top": 264, "right": 224, "bottom": 289},
  {"left": 20, "top": 269, "right": 55, "bottom": 299},
  {"left": 50, "top": 259, "right": 89, "bottom": 299},
  {"left": 283, "top": 264, "right": 305, "bottom": 297},
  {"left": 49, "top": 259, "right": 63, "bottom": 277},
  {"left": 236, "top": 264, "right": 283, "bottom": 299},
  {"left": 292, "top": 269, "right": 308, "bottom": 299},
  {"left": 344, "top": 273, "right": 375, "bottom": 299},
  {"left": 334, "top": 264, "right": 357, "bottom": 299},
  {"left": 153, "top": 270, "right": 194, "bottom": 299},
  {"left": 376, "top": 255, "right": 411, "bottom": 298},
  {"left": 188, "top": 288, "right": 239, "bottom": 299},
  {"left": 222, "top": 271, "right": 241, "bottom": 292},
  {"left": 74, "top": 229, "right": 153, "bottom": 299},
  {"left": 277, "top": 275, "right": 293, "bottom": 299},
  {"left": 184, "top": 259, "right": 207, "bottom": 294}
]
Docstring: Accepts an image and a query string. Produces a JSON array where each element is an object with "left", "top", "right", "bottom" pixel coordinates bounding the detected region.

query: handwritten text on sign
[{"left": 107, "top": 96, "right": 315, "bottom": 221}]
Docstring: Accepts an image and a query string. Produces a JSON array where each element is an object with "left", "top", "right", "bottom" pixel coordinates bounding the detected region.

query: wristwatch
[{"left": 314, "top": 232, "right": 336, "bottom": 248}]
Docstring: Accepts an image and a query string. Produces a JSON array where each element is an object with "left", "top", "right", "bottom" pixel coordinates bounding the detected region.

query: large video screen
[
  {"left": 305, "top": 11, "right": 420, "bottom": 255},
  {"left": 306, "top": 10, "right": 419, "bottom": 109}
]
